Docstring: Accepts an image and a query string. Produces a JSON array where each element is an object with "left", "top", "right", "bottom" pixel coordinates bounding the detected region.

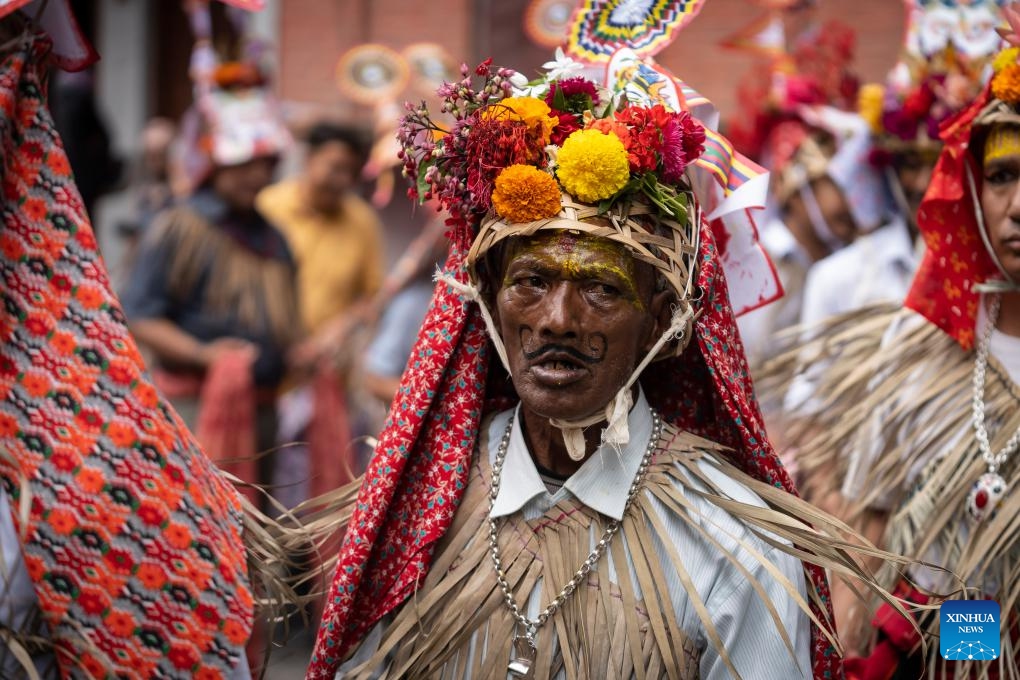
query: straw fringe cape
[{"left": 759, "top": 305, "right": 1020, "bottom": 679}]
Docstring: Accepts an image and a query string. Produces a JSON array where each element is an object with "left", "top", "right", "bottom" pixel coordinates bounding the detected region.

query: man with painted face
[
  {"left": 303, "top": 55, "right": 904, "bottom": 680},
  {"left": 766, "top": 35, "right": 1020, "bottom": 678}
]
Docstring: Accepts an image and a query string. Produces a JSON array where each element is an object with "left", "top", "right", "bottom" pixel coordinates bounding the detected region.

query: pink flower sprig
[
  {"left": 397, "top": 59, "right": 523, "bottom": 235},
  {"left": 998, "top": 2, "right": 1020, "bottom": 48}
]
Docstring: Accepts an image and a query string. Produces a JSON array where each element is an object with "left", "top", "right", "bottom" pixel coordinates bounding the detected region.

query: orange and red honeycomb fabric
[{"left": 0, "top": 38, "right": 253, "bottom": 679}]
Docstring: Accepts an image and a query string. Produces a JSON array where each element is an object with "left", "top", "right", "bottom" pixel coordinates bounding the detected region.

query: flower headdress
[
  {"left": 859, "top": 0, "right": 1005, "bottom": 163},
  {"left": 398, "top": 57, "right": 704, "bottom": 286}
]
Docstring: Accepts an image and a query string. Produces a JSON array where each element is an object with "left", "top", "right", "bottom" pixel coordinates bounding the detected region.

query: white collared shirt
[
  {"left": 341, "top": 393, "right": 813, "bottom": 679},
  {"left": 486, "top": 390, "right": 812, "bottom": 679},
  {"left": 800, "top": 216, "right": 919, "bottom": 326}
]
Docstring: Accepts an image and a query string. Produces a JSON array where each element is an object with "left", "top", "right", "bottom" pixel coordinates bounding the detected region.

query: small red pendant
[{"left": 966, "top": 472, "right": 1007, "bottom": 522}]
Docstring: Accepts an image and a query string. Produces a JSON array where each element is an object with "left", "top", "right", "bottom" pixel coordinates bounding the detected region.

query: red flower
[
  {"left": 164, "top": 522, "right": 192, "bottom": 550},
  {"left": 105, "top": 610, "right": 136, "bottom": 637},
  {"left": 75, "top": 285, "right": 104, "bottom": 310},
  {"left": 75, "top": 229, "right": 98, "bottom": 250},
  {"left": 75, "top": 467, "right": 106, "bottom": 494},
  {"left": 194, "top": 602, "right": 221, "bottom": 627},
  {"left": 137, "top": 501, "right": 167, "bottom": 527},
  {"left": 21, "top": 371, "right": 51, "bottom": 397},
  {"left": 50, "top": 449, "right": 77, "bottom": 473},
  {"left": 0, "top": 413, "right": 18, "bottom": 438},
  {"left": 46, "top": 153, "right": 71, "bottom": 176},
  {"left": 106, "top": 360, "right": 136, "bottom": 386},
  {"left": 105, "top": 421, "right": 137, "bottom": 448},
  {"left": 50, "top": 331, "right": 77, "bottom": 356},
  {"left": 104, "top": 548, "right": 134, "bottom": 574},
  {"left": 22, "top": 142, "right": 43, "bottom": 162},
  {"left": 76, "top": 408, "right": 103, "bottom": 432},
  {"left": 222, "top": 618, "right": 250, "bottom": 645},
  {"left": 49, "top": 273, "right": 72, "bottom": 292},
  {"left": 549, "top": 111, "right": 581, "bottom": 146},
  {"left": 135, "top": 563, "right": 168, "bottom": 590},
  {"left": 46, "top": 508, "right": 77, "bottom": 535},
  {"left": 23, "top": 314, "right": 52, "bottom": 337},
  {"left": 0, "top": 233, "right": 24, "bottom": 261},
  {"left": 77, "top": 588, "right": 109, "bottom": 616},
  {"left": 167, "top": 644, "right": 199, "bottom": 671}
]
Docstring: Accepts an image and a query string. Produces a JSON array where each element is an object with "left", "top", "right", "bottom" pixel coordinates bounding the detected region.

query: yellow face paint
[
  {"left": 984, "top": 125, "right": 1020, "bottom": 165},
  {"left": 502, "top": 232, "right": 646, "bottom": 309}
]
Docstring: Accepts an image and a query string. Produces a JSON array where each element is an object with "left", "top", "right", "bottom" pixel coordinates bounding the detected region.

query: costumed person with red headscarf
[
  {"left": 299, "top": 35, "right": 913, "bottom": 678},
  {"left": 0, "top": 1, "right": 295, "bottom": 677},
  {"left": 760, "top": 17, "right": 1020, "bottom": 677},
  {"left": 728, "top": 13, "right": 893, "bottom": 368},
  {"left": 796, "top": 0, "right": 1005, "bottom": 332},
  {"left": 121, "top": 1, "right": 299, "bottom": 509}
]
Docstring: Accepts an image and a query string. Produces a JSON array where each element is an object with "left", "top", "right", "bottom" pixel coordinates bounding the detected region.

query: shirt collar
[
  {"left": 868, "top": 216, "right": 917, "bottom": 270},
  {"left": 489, "top": 389, "right": 654, "bottom": 521}
]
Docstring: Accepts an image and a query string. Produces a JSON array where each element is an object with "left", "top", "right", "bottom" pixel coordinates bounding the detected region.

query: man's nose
[
  {"left": 1009, "top": 181, "right": 1020, "bottom": 223},
  {"left": 537, "top": 282, "right": 580, "bottom": 338}
]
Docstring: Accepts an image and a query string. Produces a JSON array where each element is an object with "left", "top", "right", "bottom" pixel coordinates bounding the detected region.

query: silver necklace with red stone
[{"left": 967, "top": 295, "right": 1019, "bottom": 521}]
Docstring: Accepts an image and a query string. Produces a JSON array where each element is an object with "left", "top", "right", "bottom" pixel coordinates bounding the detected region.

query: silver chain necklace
[
  {"left": 489, "top": 408, "right": 662, "bottom": 678},
  {"left": 966, "top": 295, "right": 1019, "bottom": 521}
]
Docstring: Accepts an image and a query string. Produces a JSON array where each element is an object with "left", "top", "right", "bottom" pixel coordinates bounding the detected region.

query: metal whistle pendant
[{"left": 508, "top": 635, "right": 537, "bottom": 678}]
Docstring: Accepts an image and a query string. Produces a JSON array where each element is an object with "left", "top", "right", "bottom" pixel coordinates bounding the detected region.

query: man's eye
[
  {"left": 590, "top": 282, "right": 620, "bottom": 297},
  {"left": 985, "top": 169, "right": 1018, "bottom": 185},
  {"left": 517, "top": 276, "right": 545, "bottom": 288}
]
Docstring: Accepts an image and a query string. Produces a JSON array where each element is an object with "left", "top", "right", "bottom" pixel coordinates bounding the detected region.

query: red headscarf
[
  {"left": 908, "top": 85, "right": 1004, "bottom": 349},
  {"left": 307, "top": 207, "right": 842, "bottom": 677}
]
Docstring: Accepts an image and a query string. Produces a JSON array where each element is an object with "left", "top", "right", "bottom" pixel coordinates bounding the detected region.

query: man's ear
[{"left": 641, "top": 288, "right": 675, "bottom": 354}]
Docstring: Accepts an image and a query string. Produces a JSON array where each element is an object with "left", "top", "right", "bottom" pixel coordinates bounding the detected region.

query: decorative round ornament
[
  {"left": 566, "top": 0, "right": 708, "bottom": 64},
  {"left": 966, "top": 472, "right": 1008, "bottom": 522},
  {"left": 524, "top": 0, "right": 577, "bottom": 48},
  {"left": 335, "top": 43, "right": 410, "bottom": 106},
  {"left": 402, "top": 42, "right": 457, "bottom": 96}
]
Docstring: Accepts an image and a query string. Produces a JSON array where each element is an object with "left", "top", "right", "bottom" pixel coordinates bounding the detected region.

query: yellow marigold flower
[
  {"left": 484, "top": 96, "right": 558, "bottom": 147},
  {"left": 491, "top": 165, "right": 563, "bottom": 223},
  {"left": 556, "top": 129, "right": 630, "bottom": 203},
  {"left": 992, "top": 63, "right": 1020, "bottom": 104},
  {"left": 858, "top": 83, "right": 885, "bottom": 135},
  {"left": 994, "top": 47, "right": 1020, "bottom": 74}
]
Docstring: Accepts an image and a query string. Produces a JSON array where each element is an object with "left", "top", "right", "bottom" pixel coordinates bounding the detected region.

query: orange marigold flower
[
  {"left": 992, "top": 64, "right": 1020, "bottom": 104},
  {"left": 491, "top": 165, "right": 563, "bottom": 223}
]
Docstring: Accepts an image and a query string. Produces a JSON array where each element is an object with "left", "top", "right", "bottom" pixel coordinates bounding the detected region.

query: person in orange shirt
[
  {"left": 258, "top": 123, "right": 384, "bottom": 357},
  {"left": 258, "top": 123, "right": 386, "bottom": 509}
]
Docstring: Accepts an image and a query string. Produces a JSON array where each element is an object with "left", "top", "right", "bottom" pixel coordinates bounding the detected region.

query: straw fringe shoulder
[
  {"left": 303, "top": 418, "right": 918, "bottom": 680},
  {"left": 757, "top": 305, "right": 1020, "bottom": 678}
]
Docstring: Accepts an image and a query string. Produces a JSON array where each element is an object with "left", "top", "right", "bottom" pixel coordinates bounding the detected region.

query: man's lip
[{"left": 528, "top": 351, "right": 589, "bottom": 387}]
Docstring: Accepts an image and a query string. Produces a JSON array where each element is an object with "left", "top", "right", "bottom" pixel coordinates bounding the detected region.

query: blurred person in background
[
  {"left": 257, "top": 121, "right": 384, "bottom": 510},
  {"left": 116, "top": 116, "right": 178, "bottom": 263},
  {"left": 257, "top": 122, "right": 384, "bottom": 366},
  {"left": 361, "top": 216, "right": 448, "bottom": 406},
  {"left": 121, "top": 32, "right": 299, "bottom": 512}
]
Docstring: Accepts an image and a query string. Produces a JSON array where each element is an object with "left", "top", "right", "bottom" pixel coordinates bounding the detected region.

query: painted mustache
[{"left": 522, "top": 342, "right": 604, "bottom": 365}]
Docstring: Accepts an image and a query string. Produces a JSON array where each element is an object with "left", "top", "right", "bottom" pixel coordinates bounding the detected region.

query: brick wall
[{"left": 277, "top": 0, "right": 906, "bottom": 127}]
